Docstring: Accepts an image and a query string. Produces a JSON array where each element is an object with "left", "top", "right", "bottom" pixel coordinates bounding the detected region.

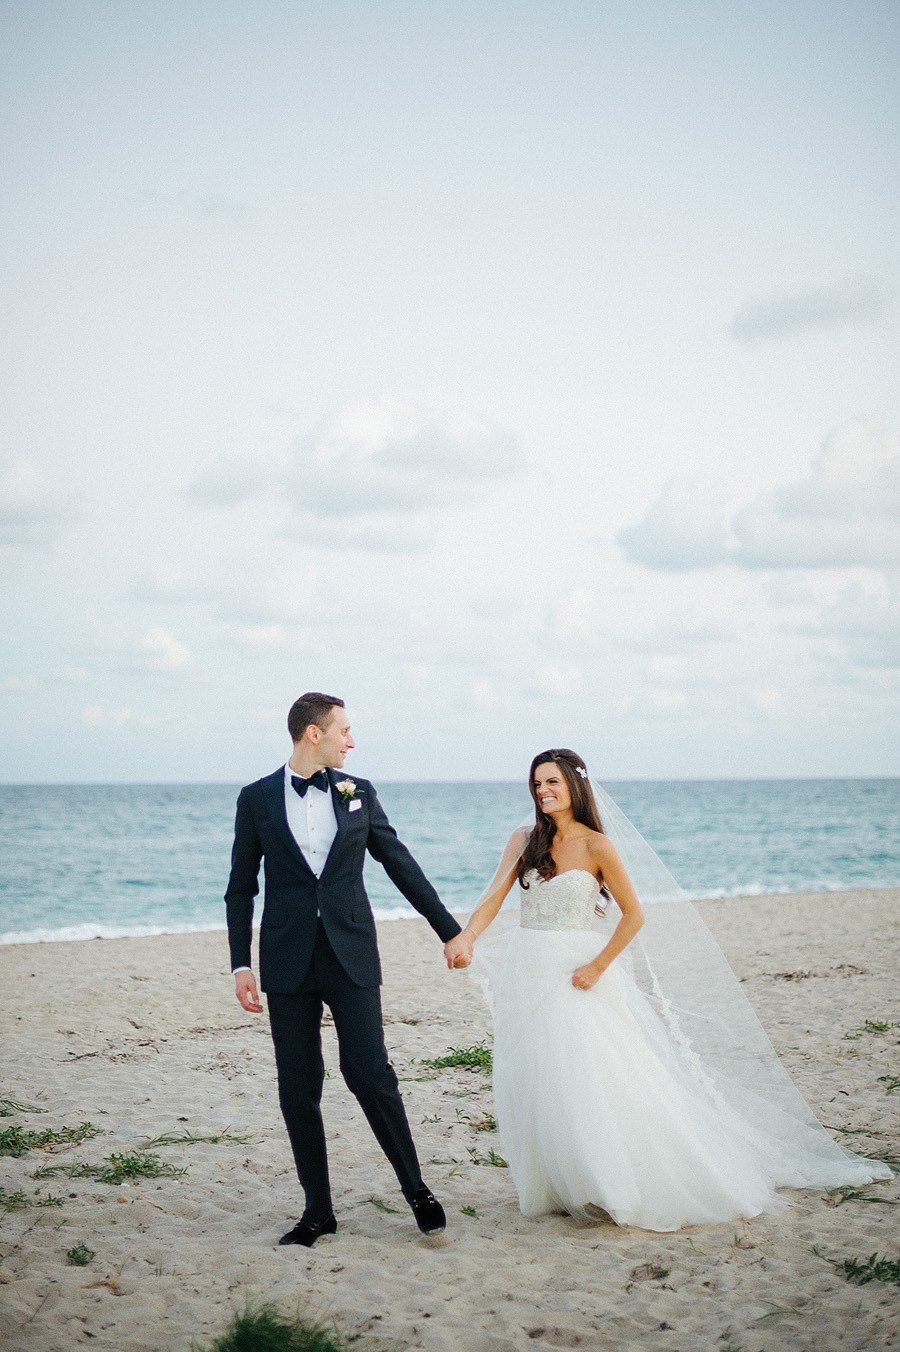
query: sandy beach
[{"left": 1, "top": 887, "right": 898, "bottom": 1351}]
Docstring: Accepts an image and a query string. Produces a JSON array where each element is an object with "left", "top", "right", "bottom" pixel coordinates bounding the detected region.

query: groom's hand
[
  {"left": 443, "top": 933, "right": 473, "bottom": 970},
  {"left": 234, "top": 970, "right": 263, "bottom": 1013}
]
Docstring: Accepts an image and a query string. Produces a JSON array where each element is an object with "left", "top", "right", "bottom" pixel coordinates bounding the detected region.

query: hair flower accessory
[
  {"left": 336, "top": 778, "right": 358, "bottom": 799},
  {"left": 576, "top": 766, "right": 588, "bottom": 779}
]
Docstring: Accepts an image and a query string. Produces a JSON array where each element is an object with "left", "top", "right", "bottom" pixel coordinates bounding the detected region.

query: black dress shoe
[
  {"left": 407, "top": 1187, "right": 446, "bottom": 1234},
  {"left": 278, "top": 1213, "right": 337, "bottom": 1247}
]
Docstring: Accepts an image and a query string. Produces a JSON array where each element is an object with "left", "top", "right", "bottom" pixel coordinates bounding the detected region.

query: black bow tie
[{"left": 291, "top": 770, "right": 328, "bottom": 797}]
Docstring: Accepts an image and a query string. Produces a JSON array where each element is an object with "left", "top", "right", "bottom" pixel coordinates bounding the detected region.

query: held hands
[
  {"left": 444, "top": 931, "right": 474, "bottom": 970},
  {"left": 234, "top": 970, "right": 263, "bottom": 1014},
  {"left": 571, "top": 960, "right": 604, "bottom": 991}
]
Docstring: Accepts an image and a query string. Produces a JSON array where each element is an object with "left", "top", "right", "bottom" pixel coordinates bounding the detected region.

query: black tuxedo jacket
[{"left": 225, "top": 767, "right": 461, "bottom": 991}]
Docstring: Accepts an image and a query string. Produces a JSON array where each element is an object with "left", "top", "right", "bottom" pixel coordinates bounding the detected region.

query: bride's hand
[
  {"left": 572, "top": 961, "right": 603, "bottom": 991},
  {"left": 444, "top": 931, "right": 474, "bottom": 970}
]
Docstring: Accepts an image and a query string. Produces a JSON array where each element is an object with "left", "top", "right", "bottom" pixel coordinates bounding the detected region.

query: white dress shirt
[
  {"left": 283, "top": 762, "right": 338, "bottom": 879},
  {"left": 232, "top": 763, "right": 339, "bottom": 975}
]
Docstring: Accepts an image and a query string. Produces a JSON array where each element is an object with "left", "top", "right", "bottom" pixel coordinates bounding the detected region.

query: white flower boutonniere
[{"left": 335, "top": 778, "right": 359, "bottom": 800}]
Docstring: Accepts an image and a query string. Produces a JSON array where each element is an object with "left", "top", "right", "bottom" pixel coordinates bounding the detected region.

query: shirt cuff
[{"left": 232, "top": 966, "right": 252, "bottom": 974}]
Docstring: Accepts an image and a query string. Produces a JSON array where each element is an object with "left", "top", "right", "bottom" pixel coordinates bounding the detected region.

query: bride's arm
[
  {"left": 443, "top": 828, "right": 527, "bottom": 969},
  {"left": 572, "top": 835, "right": 645, "bottom": 990}
]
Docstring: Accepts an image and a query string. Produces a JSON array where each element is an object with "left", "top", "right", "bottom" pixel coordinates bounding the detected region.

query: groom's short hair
[{"left": 288, "top": 691, "right": 345, "bottom": 742}]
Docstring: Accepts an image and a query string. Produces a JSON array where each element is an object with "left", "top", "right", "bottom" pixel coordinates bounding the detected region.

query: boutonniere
[{"left": 335, "top": 779, "right": 359, "bottom": 800}]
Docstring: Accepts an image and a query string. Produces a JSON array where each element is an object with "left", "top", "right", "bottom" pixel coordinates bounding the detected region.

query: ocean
[{"left": 0, "top": 779, "right": 897, "bottom": 945}]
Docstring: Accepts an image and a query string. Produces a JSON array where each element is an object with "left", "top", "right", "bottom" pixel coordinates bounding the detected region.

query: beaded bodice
[{"left": 518, "top": 868, "right": 609, "bottom": 931}]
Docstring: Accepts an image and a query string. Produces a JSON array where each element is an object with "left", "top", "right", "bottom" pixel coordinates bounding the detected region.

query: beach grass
[
  {"left": 365, "top": 1195, "right": 401, "bottom": 1213},
  {"left": 836, "top": 1253, "right": 900, "bottom": 1286},
  {"left": 824, "top": 1185, "right": 897, "bottom": 1206},
  {"left": 34, "top": 1151, "right": 186, "bottom": 1184},
  {"left": 0, "top": 1121, "right": 101, "bottom": 1157},
  {"left": 842, "top": 1019, "right": 900, "bottom": 1040},
  {"left": 629, "top": 1263, "right": 671, "bottom": 1282},
  {"left": 456, "top": 1107, "right": 497, "bottom": 1131},
  {"left": 421, "top": 1042, "right": 493, "bottom": 1072},
  {"left": 0, "top": 1097, "right": 46, "bottom": 1117},
  {"left": 193, "top": 1300, "right": 357, "bottom": 1352},
  {"left": 0, "top": 1186, "right": 64, "bottom": 1211},
  {"left": 466, "top": 1145, "right": 507, "bottom": 1167},
  {"left": 140, "top": 1131, "right": 253, "bottom": 1148}
]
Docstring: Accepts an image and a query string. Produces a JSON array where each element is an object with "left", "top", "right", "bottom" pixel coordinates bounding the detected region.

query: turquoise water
[{"left": 0, "top": 779, "right": 896, "bottom": 944}]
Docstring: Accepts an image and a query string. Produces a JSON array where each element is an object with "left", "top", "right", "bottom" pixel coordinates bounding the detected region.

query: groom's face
[{"left": 315, "top": 706, "right": 355, "bottom": 768}]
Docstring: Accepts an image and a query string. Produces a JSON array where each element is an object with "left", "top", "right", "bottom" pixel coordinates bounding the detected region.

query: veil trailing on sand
[{"left": 469, "top": 778, "right": 892, "bottom": 1194}]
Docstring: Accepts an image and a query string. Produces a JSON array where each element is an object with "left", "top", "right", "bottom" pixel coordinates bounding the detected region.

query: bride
[{"left": 443, "top": 748, "right": 892, "bottom": 1231}]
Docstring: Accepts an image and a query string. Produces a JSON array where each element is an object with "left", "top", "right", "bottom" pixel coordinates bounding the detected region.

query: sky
[{"left": 1, "top": 0, "right": 898, "bottom": 783}]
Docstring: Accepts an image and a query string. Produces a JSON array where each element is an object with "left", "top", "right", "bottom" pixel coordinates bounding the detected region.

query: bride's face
[{"left": 533, "top": 762, "right": 572, "bottom": 815}]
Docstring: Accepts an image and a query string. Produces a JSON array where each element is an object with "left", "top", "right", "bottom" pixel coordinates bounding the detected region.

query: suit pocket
[{"left": 351, "top": 886, "right": 373, "bottom": 924}]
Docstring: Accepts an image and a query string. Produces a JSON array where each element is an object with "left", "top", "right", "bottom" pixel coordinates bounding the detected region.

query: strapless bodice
[{"left": 518, "top": 868, "right": 608, "bottom": 931}]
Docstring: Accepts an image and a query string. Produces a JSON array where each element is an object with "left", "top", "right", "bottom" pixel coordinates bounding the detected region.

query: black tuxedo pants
[{"left": 266, "top": 917, "right": 424, "bottom": 1221}]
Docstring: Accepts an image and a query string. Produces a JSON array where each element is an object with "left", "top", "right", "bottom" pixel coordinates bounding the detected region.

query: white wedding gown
[{"left": 470, "top": 868, "right": 892, "bottom": 1231}]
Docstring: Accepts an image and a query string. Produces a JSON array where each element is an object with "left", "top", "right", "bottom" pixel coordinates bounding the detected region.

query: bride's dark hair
[{"left": 517, "top": 748, "right": 606, "bottom": 888}]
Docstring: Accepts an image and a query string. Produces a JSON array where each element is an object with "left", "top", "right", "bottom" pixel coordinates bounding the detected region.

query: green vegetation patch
[
  {"left": 141, "top": 1131, "right": 253, "bottom": 1148},
  {"left": 843, "top": 1020, "right": 900, "bottom": 1040},
  {"left": 825, "top": 1186, "right": 896, "bottom": 1206},
  {"left": 837, "top": 1253, "right": 900, "bottom": 1286},
  {"left": 0, "top": 1121, "right": 101, "bottom": 1157},
  {"left": 194, "top": 1300, "right": 357, "bottom": 1352},
  {"left": 66, "top": 1243, "right": 96, "bottom": 1266},
  {"left": 421, "top": 1042, "right": 493, "bottom": 1072},
  {"left": 466, "top": 1145, "right": 507, "bottom": 1167},
  {"left": 0, "top": 1186, "right": 63, "bottom": 1211},
  {"left": 35, "top": 1151, "right": 185, "bottom": 1184}
]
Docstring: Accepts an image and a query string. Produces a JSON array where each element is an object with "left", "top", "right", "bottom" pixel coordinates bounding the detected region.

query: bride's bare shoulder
[{"left": 585, "top": 830, "right": 621, "bottom": 863}]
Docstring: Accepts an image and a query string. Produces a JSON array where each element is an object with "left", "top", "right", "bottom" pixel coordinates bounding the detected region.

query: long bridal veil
[{"left": 469, "top": 779, "right": 892, "bottom": 1196}]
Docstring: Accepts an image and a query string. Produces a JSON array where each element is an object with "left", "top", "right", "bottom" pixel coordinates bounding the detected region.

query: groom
[{"left": 225, "top": 691, "right": 471, "bottom": 1246}]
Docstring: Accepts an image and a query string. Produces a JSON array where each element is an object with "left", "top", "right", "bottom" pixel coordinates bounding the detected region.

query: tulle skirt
[{"left": 471, "top": 920, "right": 892, "bottom": 1231}]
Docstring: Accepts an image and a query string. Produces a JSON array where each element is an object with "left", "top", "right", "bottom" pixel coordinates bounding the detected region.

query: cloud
[
  {"left": 139, "top": 627, "right": 191, "bottom": 671},
  {"left": 222, "top": 623, "right": 327, "bottom": 658},
  {"left": 783, "top": 577, "right": 900, "bottom": 669},
  {"left": 546, "top": 588, "right": 595, "bottom": 640},
  {"left": 186, "top": 457, "right": 270, "bottom": 508},
  {"left": 617, "top": 689, "right": 688, "bottom": 716},
  {"left": 0, "top": 460, "right": 64, "bottom": 549},
  {"left": 130, "top": 572, "right": 223, "bottom": 605},
  {"left": 730, "top": 277, "right": 890, "bottom": 343},
  {"left": 535, "top": 665, "right": 583, "bottom": 697},
  {"left": 731, "top": 423, "right": 899, "bottom": 569},
  {"left": 751, "top": 687, "right": 783, "bottom": 713},
  {"left": 470, "top": 678, "right": 499, "bottom": 708},
  {"left": 647, "top": 655, "right": 684, "bottom": 682},
  {"left": 624, "top": 617, "right": 739, "bottom": 652},
  {"left": 619, "top": 422, "right": 899, "bottom": 573},
  {"left": 81, "top": 703, "right": 134, "bottom": 730},
  {"left": 282, "top": 513, "right": 433, "bottom": 554},
  {"left": 2, "top": 675, "right": 36, "bottom": 692},
  {"left": 284, "top": 400, "right": 521, "bottom": 524},
  {"left": 617, "top": 479, "right": 735, "bottom": 570},
  {"left": 187, "top": 400, "right": 522, "bottom": 555}
]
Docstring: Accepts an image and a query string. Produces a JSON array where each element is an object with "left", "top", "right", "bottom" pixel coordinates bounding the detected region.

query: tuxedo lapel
[
  {"left": 261, "top": 769, "right": 316, "bottom": 879},
  {"left": 319, "top": 770, "right": 350, "bottom": 879}
]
